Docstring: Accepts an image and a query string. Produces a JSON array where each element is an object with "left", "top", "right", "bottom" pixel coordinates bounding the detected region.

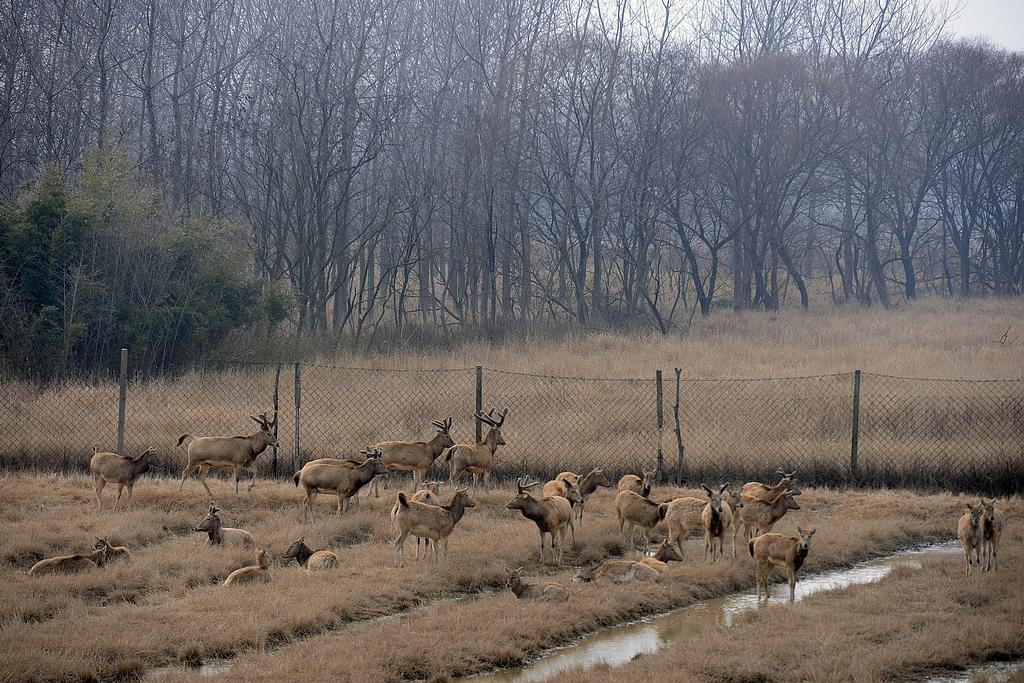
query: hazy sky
[{"left": 947, "top": 0, "right": 1024, "bottom": 51}]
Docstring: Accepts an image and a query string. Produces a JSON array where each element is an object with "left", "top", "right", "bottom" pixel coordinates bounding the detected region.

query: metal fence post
[
  {"left": 294, "top": 362, "right": 302, "bottom": 472},
  {"left": 475, "top": 365, "right": 483, "bottom": 442},
  {"left": 655, "top": 370, "right": 664, "bottom": 482},
  {"left": 272, "top": 364, "right": 281, "bottom": 478},
  {"left": 850, "top": 369, "right": 862, "bottom": 484},
  {"left": 117, "top": 347, "right": 128, "bottom": 454},
  {"left": 673, "top": 368, "right": 685, "bottom": 484}
]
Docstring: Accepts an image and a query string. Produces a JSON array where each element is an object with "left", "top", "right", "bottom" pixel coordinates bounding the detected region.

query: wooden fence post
[
  {"left": 475, "top": 365, "right": 483, "bottom": 442},
  {"left": 850, "top": 369, "right": 862, "bottom": 484},
  {"left": 117, "top": 348, "right": 128, "bottom": 454},
  {"left": 272, "top": 364, "right": 281, "bottom": 478},
  {"left": 655, "top": 370, "right": 664, "bottom": 482},
  {"left": 673, "top": 368, "right": 685, "bottom": 484},
  {"left": 294, "top": 362, "right": 302, "bottom": 472}
]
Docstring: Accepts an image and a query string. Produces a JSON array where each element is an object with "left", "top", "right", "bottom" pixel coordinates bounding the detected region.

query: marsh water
[{"left": 466, "top": 542, "right": 962, "bottom": 683}]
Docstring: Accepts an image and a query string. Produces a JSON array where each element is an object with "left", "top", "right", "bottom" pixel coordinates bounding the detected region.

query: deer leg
[
  {"left": 305, "top": 491, "right": 317, "bottom": 523},
  {"left": 336, "top": 493, "right": 344, "bottom": 518},
  {"left": 126, "top": 485, "right": 134, "bottom": 512},
  {"left": 538, "top": 529, "right": 545, "bottom": 563},
  {"left": 394, "top": 530, "right": 408, "bottom": 567},
  {"left": 569, "top": 518, "right": 576, "bottom": 546},
  {"left": 248, "top": 466, "right": 257, "bottom": 492},
  {"left": 94, "top": 478, "right": 105, "bottom": 511},
  {"left": 788, "top": 567, "right": 796, "bottom": 602},
  {"left": 196, "top": 466, "right": 214, "bottom": 497},
  {"left": 233, "top": 466, "right": 241, "bottom": 495},
  {"left": 178, "top": 463, "right": 198, "bottom": 492},
  {"left": 113, "top": 484, "right": 124, "bottom": 512},
  {"left": 442, "top": 537, "right": 450, "bottom": 562}
]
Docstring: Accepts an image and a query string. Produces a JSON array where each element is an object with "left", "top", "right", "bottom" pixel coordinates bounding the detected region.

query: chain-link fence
[{"left": 0, "top": 359, "right": 1020, "bottom": 494}]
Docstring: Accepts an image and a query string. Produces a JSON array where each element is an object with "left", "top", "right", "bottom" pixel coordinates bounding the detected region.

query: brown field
[
  {"left": 1, "top": 298, "right": 1022, "bottom": 493},
  {"left": 0, "top": 472, "right": 1019, "bottom": 682}
]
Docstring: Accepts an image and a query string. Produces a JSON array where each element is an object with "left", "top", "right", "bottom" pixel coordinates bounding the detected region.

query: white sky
[{"left": 946, "top": 0, "right": 1024, "bottom": 51}]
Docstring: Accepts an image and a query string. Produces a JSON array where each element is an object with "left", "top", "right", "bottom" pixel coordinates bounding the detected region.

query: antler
[
  {"left": 208, "top": 503, "right": 220, "bottom": 515},
  {"left": 477, "top": 407, "right": 508, "bottom": 428},
  {"left": 431, "top": 417, "right": 452, "bottom": 433}
]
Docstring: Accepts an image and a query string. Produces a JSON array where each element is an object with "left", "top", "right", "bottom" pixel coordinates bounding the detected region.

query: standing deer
[
  {"left": 446, "top": 408, "right": 507, "bottom": 491},
  {"left": 371, "top": 417, "right": 454, "bottom": 497},
  {"left": 90, "top": 446, "right": 160, "bottom": 511},
  {"left": 177, "top": 413, "right": 278, "bottom": 495}
]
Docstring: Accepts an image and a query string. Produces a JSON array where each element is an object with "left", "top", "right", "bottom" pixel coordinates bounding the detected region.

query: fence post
[
  {"left": 117, "top": 347, "right": 128, "bottom": 454},
  {"left": 294, "top": 362, "right": 302, "bottom": 472},
  {"left": 673, "top": 368, "right": 685, "bottom": 484},
  {"left": 655, "top": 370, "right": 664, "bottom": 482},
  {"left": 272, "top": 364, "right": 281, "bottom": 478},
  {"left": 475, "top": 365, "right": 483, "bottom": 442},
  {"left": 850, "top": 369, "right": 862, "bottom": 484}
]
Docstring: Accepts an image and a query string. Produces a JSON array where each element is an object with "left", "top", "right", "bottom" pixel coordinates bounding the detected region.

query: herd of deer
[{"left": 30, "top": 409, "right": 1006, "bottom": 600}]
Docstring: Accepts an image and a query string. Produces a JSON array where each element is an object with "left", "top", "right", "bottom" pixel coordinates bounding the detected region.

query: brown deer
[
  {"left": 750, "top": 527, "right": 816, "bottom": 602},
  {"left": 282, "top": 537, "right": 339, "bottom": 571},
  {"left": 294, "top": 448, "right": 387, "bottom": 521},
  {"left": 505, "top": 567, "right": 570, "bottom": 602},
  {"left": 192, "top": 504, "right": 256, "bottom": 547},
  {"left": 958, "top": 502, "right": 984, "bottom": 576},
  {"left": 90, "top": 446, "right": 160, "bottom": 511},
  {"left": 223, "top": 549, "right": 272, "bottom": 586},
  {"left": 616, "top": 490, "right": 670, "bottom": 557},
  {"left": 741, "top": 469, "right": 801, "bottom": 504},
  {"left": 371, "top": 417, "right": 455, "bottom": 496},
  {"left": 93, "top": 537, "right": 132, "bottom": 562},
  {"left": 557, "top": 468, "right": 613, "bottom": 527},
  {"left": 393, "top": 488, "right": 476, "bottom": 567},
  {"left": 177, "top": 413, "right": 278, "bottom": 495},
  {"left": 700, "top": 483, "right": 732, "bottom": 562},
  {"left": 446, "top": 408, "right": 507, "bottom": 491},
  {"left": 618, "top": 469, "right": 656, "bottom": 497},
  {"left": 29, "top": 544, "right": 108, "bottom": 575},
  {"left": 980, "top": 498, "right": 1004, "bottom": 572},
  {"left": 506, "top": 476, "right": 574, "bottom": 565},
  {"left": 735, "top": 489, "right": 801, "bottom": 540}
]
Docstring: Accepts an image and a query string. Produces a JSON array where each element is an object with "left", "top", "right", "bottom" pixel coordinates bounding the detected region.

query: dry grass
[
  {"left": 1, "top": 299, "right": 1022, "bottom": 490},
  {"left": 1, "top": 471, "right": 1018, "bottom": 682}
]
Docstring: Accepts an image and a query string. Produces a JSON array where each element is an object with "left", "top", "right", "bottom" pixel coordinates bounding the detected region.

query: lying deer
[
  {"left": 282, "top": 537, "right": 339, "bottom": 571},
  {"left": 505, "top": 567, "right": 570, "bottom": 602},
  {"left": 177, "top": 413, "right": 278, "bottom": 495},
  {"left": 193, "top": 504, "right": 255, "bottom": 547},
  {"left": 29, "top": 544, "right": 108, "bottom": 575},
  {"left": 224, "top": 549, "right": 272, "bottom": 586}
]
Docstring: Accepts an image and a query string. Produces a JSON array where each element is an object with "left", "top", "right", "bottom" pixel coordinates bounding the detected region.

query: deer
[
  {"left": 29, "top": 544, "right": 108, "bottom": 575},
  {"left": 661, "top": 495, "right": 706, "bottom": 558},
  {"left": 741, "top": 469, "right": 801, "bottom": 504},
  {"left": 390, "top": 480, "right": 444, "bottom": 559},
  {"left": 90, "top": 445, "right": 161, "bottom": 511},
  {"left": 371, "top": 417, "right": 455, "bottom": 497},
  {"left": 93, "top": 537, "right": 132, "bottom": 562},
  {"left": 980, "top": 498, "right": 1004, "bottom": 572},
  {"left": 177, "top": 413, "right": 278, "bottom": 495},
  {"left": 700, "top": 483, "right": 732, "bottom": 562},
  {"left": 223, "top": 549, "right": 272, "bottom": 586},
  {"left": 556, "top": 468, "right": 613, "bottom": 527},
  {"left": 574, "top": 559, "right": 662, "bottom": 584},
  {"left": 393, "top": 488, "right": 476, "bottom": 567},
  {"left": 282, "top": 537, "right": 339, "bottom": 571},
  {"left": 615, "top": 490, "right": 670, "bottom": 557},
  {"left": 192, "top": 504, "right": 255, "bottom": 547},
  {"left": 505, "top": 567, "right": 570, "bottom": 602},
  {"left": 639, "top": 539, "right": 685, "bottom": 574},
  {"left": 506, "top": 476, "right": 574, "bottom": 565},
  {"left": 446, "top": 408, "right": 508, "bottom": 491},
  {"left": 958, "top": 502, "right": 984, "bottom": 576},
  {"left": 542, "top": 478, "right": 582, "bottom": 544},
  {"left": 735, "top": 489, "right": 801, "bottom": 541},
  {"left": 750, "top": 527, "right": 816, "bottom": 602},
  {"left": 618, "top": 469, "right": 656, "bottom": 498},
  {"left": 294, "top": 448, "right": 387, "bottom": 521}
]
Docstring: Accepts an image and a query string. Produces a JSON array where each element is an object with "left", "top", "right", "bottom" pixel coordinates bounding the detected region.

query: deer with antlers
[
  {"left": 445, "top": 408, "right": 507, "bottom": 491},
  {"left": 370, "top": 417, "right": 455, "bottom": 497},
  {"left": 177, "top": 413, "right": 278, "bottom": 495}
]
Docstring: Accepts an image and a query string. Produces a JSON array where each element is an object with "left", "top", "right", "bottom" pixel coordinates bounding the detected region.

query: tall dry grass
[
  {"left": 0, "top": 472, "right": 1016, "bottom": 681},
  {"left": 0, "top": 299, "right": 1021, "bottom": 490}
]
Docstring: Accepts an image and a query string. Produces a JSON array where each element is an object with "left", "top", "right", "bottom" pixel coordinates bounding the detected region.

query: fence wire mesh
[
  {"left": 0, "top": 362, "right": 1020, "bottom": 495},
  {"left": 677, "top": 373, "right": 855, "bottom": 487}
]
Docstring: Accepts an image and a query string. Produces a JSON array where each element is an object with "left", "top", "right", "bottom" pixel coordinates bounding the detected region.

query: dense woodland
[{"left": 1, "top": 0, "right": 1022, "bottom": 375}]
